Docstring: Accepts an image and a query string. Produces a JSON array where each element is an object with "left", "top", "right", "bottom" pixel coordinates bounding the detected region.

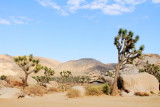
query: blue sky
[{"left": 0, "top": 0, "right": 160, "bottom": 63}]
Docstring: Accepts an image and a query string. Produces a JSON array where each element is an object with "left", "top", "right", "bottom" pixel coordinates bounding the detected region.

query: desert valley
[{"left": 0, "top": 53, "right": 160, "bottom": 107}]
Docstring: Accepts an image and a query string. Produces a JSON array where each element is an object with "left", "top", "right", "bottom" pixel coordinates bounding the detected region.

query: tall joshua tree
[
  {"left": 14, "top": 54, "right": 43, "bottom": 88},
  {"left": 111, "top": 29, "right": 144, "bottom": 96}
]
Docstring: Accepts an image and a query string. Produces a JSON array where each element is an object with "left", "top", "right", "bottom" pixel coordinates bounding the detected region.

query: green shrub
[
  {"left": 103, "top": 83, "right": 111, "bottom": 95},
  {"left": 150, "top": 91, "right": 155, "bottom": 94},
  {"left": 0, "top": 75, "right": 7, "bottom": 80},
  {"left": 86, "top": 85, "right": 103, "bottom": 96},
  {"left": 139, "top": 62, "right": 160, "bottom": 82}
]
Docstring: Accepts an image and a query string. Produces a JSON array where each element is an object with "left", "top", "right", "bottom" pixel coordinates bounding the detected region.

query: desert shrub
[
  {"left": 86, "top": 85, "right": 103, "bottom": 96},
  {"left": 103, "top": 83, "right": 111, "bottom": 95},
  {"left": 0, "top": 75, "right": 7, "bottom": 80},
  {"left": 139, "top": 62, "right": 160, "bottom": 82},
  {"left": 23, "top": 85, "right": 47, "bottom": 96},
  {"left": 48, "top": 87, "right": 59, "bottom": 93},
  {"left": 150, "top": 91, "right": 155, "bottom": 94},
  {"left": 66, "top": 89, "right": 81, "bottom": 98},
  {"left": 135, "top": 92, "right": 150, "bottom": 96},
  {"left": 33, "top": 76, "right": 51, "bottom": 85}
]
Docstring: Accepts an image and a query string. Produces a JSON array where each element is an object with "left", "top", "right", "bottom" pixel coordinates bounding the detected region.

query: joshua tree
[
  {"left": 43, "top": 66, "right": 55, "bottom": 83},
  {"left": 14, "top": 54, "right": 43, "bottom": 88},
  {"left": 111, "top": 29, "right": 144, "bottom": 96},
  {"left": 60, "top": 71, "right": 72, "bottom": 78}
]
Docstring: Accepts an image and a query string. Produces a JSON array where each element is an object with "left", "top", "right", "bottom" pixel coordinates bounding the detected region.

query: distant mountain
[
  {"left": 0, "top": 54, "right": 159, "bottom": 77},
  {"left": 35, "top": 56, "right": 61, "bottom": 69},
  {"left": 0, "top": 55, "right": 61, "bottom": 76},
  {"left": 0, "top": 55, "right": 23, "bottom": 76},
  {"left": 54, "top": 58, "right": 116, "bottom": 76}
]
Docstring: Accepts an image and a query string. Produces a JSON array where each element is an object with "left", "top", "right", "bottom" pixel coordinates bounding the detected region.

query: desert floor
[{"left": 0, "top": 93, "right": 160, "bottom": 107}]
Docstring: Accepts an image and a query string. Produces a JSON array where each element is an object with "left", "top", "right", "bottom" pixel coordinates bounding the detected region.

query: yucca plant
[
  {"left": 111, "top": 29, "right": 144, "bottom": 96},
  {"left": 14, "top": 54, "right": 43, "bottom": 88}
]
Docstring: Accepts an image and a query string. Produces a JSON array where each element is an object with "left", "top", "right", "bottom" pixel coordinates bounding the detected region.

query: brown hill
[
  {"left": 0, "top": 55, "right": 61, "bottom": 76},
  {"left": 0, "top": 55, "right": 23, "bottom": 76},
  {"left": 54, "top": 58, "right": 116, "bottom": 76}
]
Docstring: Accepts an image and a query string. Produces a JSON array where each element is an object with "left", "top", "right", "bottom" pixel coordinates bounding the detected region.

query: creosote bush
[
  {"left": 103, "top": 83, "right": 111, "bottom": 95},
  {"left": 67, "top": 89, "right": 81, "bottom": 98}
]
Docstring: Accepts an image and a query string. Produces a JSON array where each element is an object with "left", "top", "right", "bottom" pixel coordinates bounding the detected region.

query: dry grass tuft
[
  {"left": 23, "top": 85, "right": 48, "bottom": 96},
  {"left": 66, "top": 89, "right": 81, "bottom": 98},
  {"left": 48, "top": 87, "right": 60, "bottom": 93},
  {"left": 86, "top": 85, "right": 103, "bottom": 96},
  {"left": 135, "top": 92, "right": 150, "bottom": 96}
]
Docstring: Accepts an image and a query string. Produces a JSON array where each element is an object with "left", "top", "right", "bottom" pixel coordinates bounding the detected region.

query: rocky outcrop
[
  {"left": 120, "top": 64, "right": 139, "bottom": 74},
  {"left": 134, "top": 54, "right": 160, "bottom": 69},
  {"left": 119, "top": 72, "right": 159, "bottom": 96},
  {"left": 0, "top": 86, "right": 24, "bottom": 98}
]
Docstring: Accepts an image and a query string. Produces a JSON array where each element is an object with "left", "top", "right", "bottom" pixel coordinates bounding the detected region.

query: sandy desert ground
[{"left": 0, "top": 93, "right": 160, "bottom": 107}]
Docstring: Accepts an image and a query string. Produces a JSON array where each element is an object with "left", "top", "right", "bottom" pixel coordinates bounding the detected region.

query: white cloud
[
  {"left": 36, "top": 0, "right": 147, "bottom": 15},
  {"left": 67, "top": 0, "right": 86, "bottom": 12},
  {"left": 102, "top": 4, "right": 134, "bottom": 15},
  {"left": 0, "top": 16, "right": 32, "bottom": 25},
  {"left": 0, "top": 18, "right": 10, "bottom": 25},
  {"left": 36, "top": 0, "right": 68, "bottom": 15},
  {"left": 152, "top": 0, "right": 160, "bottom": 3},
  {"left": 10, "top": 16, "right": 32, "bottom": 24},
  {"left": 36, "top": 0, "right": 61, "bottom": 10}
]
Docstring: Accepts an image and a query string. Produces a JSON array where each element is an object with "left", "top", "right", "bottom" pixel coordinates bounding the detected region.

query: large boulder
[
  {"left": 119, "top": 72, "right": 159, "bottom": 95},
  {"left": 0, "top": 87, "right": 24, "bottom": 98},
  {"left": 120, "top": 64, "right": 139, "bottom": 74},
  {"left": 101, "top": 76, "right": 114, "bottom": 86},
  {"left": 27, "top": 76, "right": 37, "bottom": 86}
]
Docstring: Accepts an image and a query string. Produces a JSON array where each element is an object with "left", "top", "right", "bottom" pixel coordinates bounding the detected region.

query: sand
[{"left": 0, "top": 93, "right": 160, "bottom": 107}]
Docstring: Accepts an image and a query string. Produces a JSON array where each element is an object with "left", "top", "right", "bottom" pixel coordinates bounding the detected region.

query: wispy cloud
[
  {"left": 10, "top": 16, "right": 32, "bottom": 24},
  {"left": 36, "top": 0, "right": 147, "bottom": 15},
  {"left": 36, "top": 0, "right": 68, "bottom": 15},
  {"left": 0, "top": 16, "right": 32, "bottom": 25},
  {"left": 152, "top": 0, "right": 160, "bottom": 3},
  {"left": 0, "top": 18, "right": 10, "bottom": 25}
]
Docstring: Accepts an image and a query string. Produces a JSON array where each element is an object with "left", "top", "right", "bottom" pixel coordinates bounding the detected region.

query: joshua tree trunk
[
  {"left": 23, "top": 73, "right": 29, "bottom": 88},
  {"left": 111, "top": 63, "right": 121, "bottom": 96}
]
